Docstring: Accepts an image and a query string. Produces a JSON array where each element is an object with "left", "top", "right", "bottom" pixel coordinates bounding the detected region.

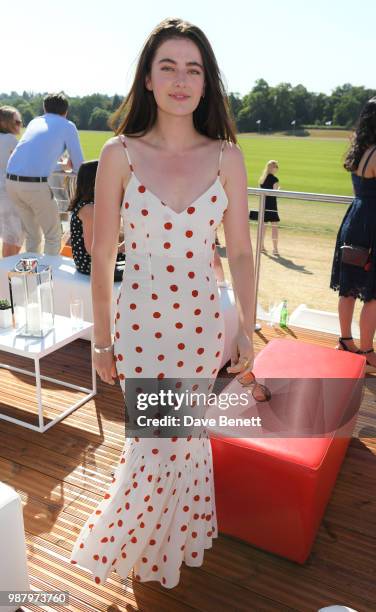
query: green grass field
[
  {"left": 79, "top": 130, "right": 352, "bottom": 196},
  {"left": 80, "top": 130, "right": 352, "bottom": 237}
]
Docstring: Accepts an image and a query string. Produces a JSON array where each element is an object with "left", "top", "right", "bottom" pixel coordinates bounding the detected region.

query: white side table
[{"left": 0, "top": 315, "right": 97, "bottom": 432}]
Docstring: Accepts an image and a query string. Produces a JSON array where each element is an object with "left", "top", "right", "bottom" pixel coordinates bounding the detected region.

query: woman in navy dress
[{"left": 330, "top": 97, "right": 376, "bottom": 370}]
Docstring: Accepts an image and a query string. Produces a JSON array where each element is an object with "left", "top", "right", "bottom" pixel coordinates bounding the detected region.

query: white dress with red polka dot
[{"left": 70, "top": 135, "right": 228, "bottom": 589}]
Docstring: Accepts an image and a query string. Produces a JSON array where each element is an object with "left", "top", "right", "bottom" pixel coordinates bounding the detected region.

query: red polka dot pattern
[{"left": 70, "top": 158, "right": 227, "bottom": 588}]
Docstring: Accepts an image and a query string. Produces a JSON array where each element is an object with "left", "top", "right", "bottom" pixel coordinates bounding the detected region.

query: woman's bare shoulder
[
  {"left": 221, "top": 141, "right": 245, "bottom": 179},
  {"left": 357, "top": 145, "right": 376, "bottom": 177},
  {"left": 222, "top": 140, "right": 243, "bottom": 162},
  {"left": 101, "top": 135, "right": 124, "bottom": 156},
  {"left": 99, "top": 135, "right": 129, "bottom": 178},
  {"left": 77, "top": 202, "right": 94, "bottom": 218}
]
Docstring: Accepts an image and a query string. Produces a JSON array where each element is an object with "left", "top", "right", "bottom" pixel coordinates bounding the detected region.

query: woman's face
[
  {"left": 145, "top": 37, "right": 205, "bottom": 118},
  {"left": 11, "top": 112, "right": 22, "bottom": 135}
]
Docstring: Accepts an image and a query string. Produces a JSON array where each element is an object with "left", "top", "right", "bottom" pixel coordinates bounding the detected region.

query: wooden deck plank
[
  {"left": 25, "top": 532, "right": 285, "bottom": 612},
  {"left": 1, "top": 325, "right": 375, "bottom": 611}
]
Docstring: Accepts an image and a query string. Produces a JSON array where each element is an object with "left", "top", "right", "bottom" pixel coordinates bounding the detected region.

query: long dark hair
[
  {"left": 344, "top": 97, "right": 376, "bottom": 172},
  {"left": 68, "top": 160, "right": 98, "bottom": 211},
  {"left": 110, "top": 17, "right": 237, "bottom": 143}
]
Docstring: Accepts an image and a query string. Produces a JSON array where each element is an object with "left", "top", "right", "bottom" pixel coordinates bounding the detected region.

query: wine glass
[{"left": 267, "top": 301, "right": 278, "bottom": 327}]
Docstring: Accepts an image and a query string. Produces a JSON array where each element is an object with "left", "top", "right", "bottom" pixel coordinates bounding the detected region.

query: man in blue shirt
[{"left": 6, "top": 93, "right": 84, "bottom": 254}]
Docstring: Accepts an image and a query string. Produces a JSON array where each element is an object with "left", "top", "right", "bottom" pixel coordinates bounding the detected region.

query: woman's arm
[
  {"left": 77, "top": 204, "right": 94, "bottom": 254},
  {"left": 91, "top": 138, "right": 128, "bottom": 383},
  {"left": 222, "top": 144, "right": 256, "bottom": 371}
]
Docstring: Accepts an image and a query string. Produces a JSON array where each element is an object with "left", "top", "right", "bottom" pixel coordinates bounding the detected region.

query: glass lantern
[{"left": 8, "top": 258, "right": 54, "bottom": 337}]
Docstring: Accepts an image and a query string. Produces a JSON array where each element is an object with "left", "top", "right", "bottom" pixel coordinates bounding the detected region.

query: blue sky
[{"left": 2, "top": 0, "right": 374, "bottom": 97}]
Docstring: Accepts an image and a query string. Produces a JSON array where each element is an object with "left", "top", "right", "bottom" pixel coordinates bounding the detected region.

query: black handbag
[{"left": 340, "top": 245, "right": 370, "bottom": 267}]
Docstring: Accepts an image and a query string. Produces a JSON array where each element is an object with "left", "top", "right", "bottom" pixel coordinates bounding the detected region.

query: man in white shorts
[{"left": 6, "top": 93, "right": 83, "bottom": 254}]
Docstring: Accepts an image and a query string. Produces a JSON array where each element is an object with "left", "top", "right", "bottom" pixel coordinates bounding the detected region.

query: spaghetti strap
[
  {"left": 118, "top": 134, "right": 134, "bottom": 173},
  {"left": 217, "top": 140, "right": 226, "bottom": 176},
  {"left": 361, "top": 146, "right": 376, "bottom": 177}
]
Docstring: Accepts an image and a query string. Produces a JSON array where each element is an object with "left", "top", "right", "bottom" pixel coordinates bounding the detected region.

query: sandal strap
[
  {"left": 362, "top": 348, "right": 374, "bottom": 354},
  {"left": 339, "top": 336, "right": 353, "bottom": 341}
]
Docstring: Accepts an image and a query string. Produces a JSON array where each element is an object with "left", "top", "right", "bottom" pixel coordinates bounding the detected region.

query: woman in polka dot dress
[{"left": 70, "top": 18, "right": 256, "bottom": 589}]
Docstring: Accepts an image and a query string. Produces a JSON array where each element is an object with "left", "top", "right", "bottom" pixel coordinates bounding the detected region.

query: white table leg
[
  {"left": 91, "top": 338, "right": 97, "bottom": 395},
  {"left": 34, "top": 356, "right": 44, "bottom": 432}
]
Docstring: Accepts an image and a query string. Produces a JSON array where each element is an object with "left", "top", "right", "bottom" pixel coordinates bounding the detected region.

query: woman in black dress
[
  {"left": 69, "top": 160, "right": 125, "bottom": 281},
  {"left": 330, "top": 97, "right": 376, "bottom": 370},
  {"left": 259, "top": 160, "right": 280, "bottom": 256}
]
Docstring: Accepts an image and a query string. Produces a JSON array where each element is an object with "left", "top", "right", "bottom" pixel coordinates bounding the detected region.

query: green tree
[
  {"left": 270, "top": 83, "right": 295, "bottom": 130},
  {"left": 14, "top": 100, "right": 34, "bottom": 125},
  {"left": 1, "top": 84, "right": 375, "bottom": 134},
  {"left": 311, "top": 93, "right": 328, "bottom": 124},
  {"left": 291, "top": 84, "right": 313, "bottom": 125},
  {"left": 88, "top": 107, "right": 111, "bottom": 130},
  {"left": 111, "top": 94, "right": 123, "bottom": 111},
  {"left": 228, "top": 92, "right": 242, "bottom": 124},
  {"left": 333, "top": 96, "right": 363, "bottom": 128},
  {"left": 237, "top": 80, "right": 273, "bottom": 132}
]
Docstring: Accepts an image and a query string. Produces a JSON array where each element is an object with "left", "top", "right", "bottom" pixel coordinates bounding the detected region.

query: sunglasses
[{"left": 238, "top": 370, "right": 272, "bottom": 402}]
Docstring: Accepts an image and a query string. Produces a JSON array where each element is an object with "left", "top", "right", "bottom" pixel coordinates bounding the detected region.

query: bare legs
[
  {"left": 338, "top": 296, "right": 357, "bottom": 345},
  {"left": 2, "top": 242, "right": 22, "bottom": 258},
  {"left": 338, "top": 295, "right": 376, "bottom": 363},
  {"left": 261, "top": 223, "right": 279, "bottom": 255},
  {"left": 359, "top": 299, "right": 376, "bottom": 366},
  {"left": 271, "top": 222, "right": 279, "bottom": 255}
]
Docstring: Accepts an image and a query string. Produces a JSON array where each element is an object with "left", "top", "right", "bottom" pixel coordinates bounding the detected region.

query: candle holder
[{"left": 8, "top": 258, "right": 54, "bottom": 337}]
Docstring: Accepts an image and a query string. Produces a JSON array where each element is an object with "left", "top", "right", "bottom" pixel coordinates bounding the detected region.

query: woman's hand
[
  {"left": 226, "top": 329, "right": 271, "bottom": 402},
  {"left": 93, "top": 351, "right": 118, "bottom": 385},
  {"left": 226, "top": 329, "right": 255, "bottom": 380}
]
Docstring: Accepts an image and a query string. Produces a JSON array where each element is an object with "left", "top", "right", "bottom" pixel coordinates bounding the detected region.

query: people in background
[
  {"left": 69, "top": 159, "right": 125, "bottom": 281},
  {"left": 0, "top": 106, "right": 25, "bottom": 256},
  {"left": 250, "top": 159, "right": 280, "bottom": 256},
  {"left": 6, "top": 92, "right": 84, "bottom": 255},
  {"left": 330, "top": 97, "right": 376, "bottom": 371}
]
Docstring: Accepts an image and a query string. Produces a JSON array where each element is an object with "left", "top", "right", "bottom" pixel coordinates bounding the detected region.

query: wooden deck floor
[{"left": 0, "top": 325, "right": 375, "bottom": 612}]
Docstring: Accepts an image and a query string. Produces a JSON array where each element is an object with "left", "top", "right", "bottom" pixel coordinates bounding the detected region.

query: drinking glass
[
  {"left": 267, "top": 301, "right": 278, "bottom": 327},
  {"left": 70, "top": 298, "right": 83, "bottom": 329}
]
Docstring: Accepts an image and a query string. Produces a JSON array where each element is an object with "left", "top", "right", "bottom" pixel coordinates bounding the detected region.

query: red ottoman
[{"left": 210, "top": 338, "right": 365, "bottom": 563}]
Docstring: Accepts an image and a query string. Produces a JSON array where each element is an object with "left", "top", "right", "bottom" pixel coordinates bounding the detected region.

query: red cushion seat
[{"left": 210, "top": 338, "right": 365, "bottom": 563}]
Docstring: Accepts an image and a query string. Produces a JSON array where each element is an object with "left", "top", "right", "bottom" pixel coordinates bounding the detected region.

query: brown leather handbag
[{"left": 340, "top": 245, "right": 370, "bottom": 267}]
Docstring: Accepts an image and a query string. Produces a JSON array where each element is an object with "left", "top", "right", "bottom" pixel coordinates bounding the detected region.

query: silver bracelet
[{"left": 93, "top": 343, "right": 114, "bottom": 354}]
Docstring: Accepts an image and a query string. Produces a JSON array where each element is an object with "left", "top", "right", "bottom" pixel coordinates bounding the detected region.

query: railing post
[
  {"left": 253, "top": 193, "right": 266, "bottom": 329},
  {"left": 247, "top": 187, "right": 352, "bottom": 330}
]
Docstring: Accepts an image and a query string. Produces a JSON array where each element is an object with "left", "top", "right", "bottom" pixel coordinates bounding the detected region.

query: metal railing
[
  {"left": 248, "top": 187, "right": 353, "bottom": 324},
  {"left": 47, "top": 176, "right": 353, "bottom": 322}
]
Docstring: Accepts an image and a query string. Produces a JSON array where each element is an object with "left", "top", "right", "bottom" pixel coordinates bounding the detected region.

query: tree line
[{"left": 1, "top": 81, "right": 375, "bottom": 133}]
